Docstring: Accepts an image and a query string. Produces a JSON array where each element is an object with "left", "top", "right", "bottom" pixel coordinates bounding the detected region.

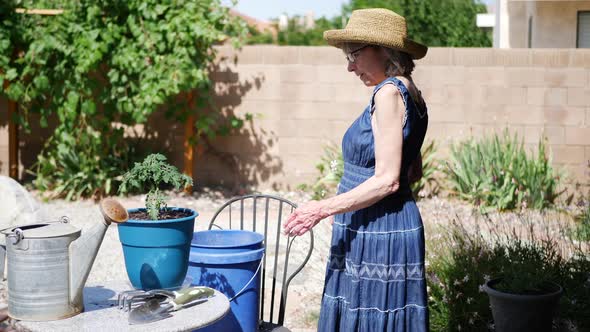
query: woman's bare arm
[{"left": 283, "top": 84, "right": 405, "bottom": 236}]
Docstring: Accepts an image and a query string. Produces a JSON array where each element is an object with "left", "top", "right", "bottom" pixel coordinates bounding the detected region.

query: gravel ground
[{"left": 0, "top": 188, "right": 584, "bottom": 331}]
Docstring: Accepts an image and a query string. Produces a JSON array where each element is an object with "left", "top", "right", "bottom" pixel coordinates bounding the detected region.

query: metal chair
[{"left": 208, "top": 194, "right": 314, "bottom": 331}]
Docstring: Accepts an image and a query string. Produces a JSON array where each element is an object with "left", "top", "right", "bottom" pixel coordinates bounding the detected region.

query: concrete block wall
[
  {"left": 1, "top": 46, "right": 589, "bottom": 189},
  {"left": 199, "top": 46, "right": 590, "bottom": 189},
  {"left": 415, "top": 48, "right": 590, "bottom": 184},
  {"left": 195, "top": 46, "right": 371, "bottom": 190}
]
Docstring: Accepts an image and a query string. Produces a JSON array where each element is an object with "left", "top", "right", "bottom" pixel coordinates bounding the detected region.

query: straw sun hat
[{"left": 324, "top": 8, "right": 427, "bottom": 59}]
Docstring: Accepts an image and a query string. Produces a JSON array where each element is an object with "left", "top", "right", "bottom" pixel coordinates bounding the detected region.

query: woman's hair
[
  {"left": 381, "top": 47, "right": 415, "bottom": 77},
  {"left": 342, "top": 43, "right": 415, "bottom": 77}
]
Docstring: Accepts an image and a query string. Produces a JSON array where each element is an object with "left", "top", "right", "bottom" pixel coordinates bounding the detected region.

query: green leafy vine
[{"left": 0, "top": 0, "right": 248, "bottom": 199}]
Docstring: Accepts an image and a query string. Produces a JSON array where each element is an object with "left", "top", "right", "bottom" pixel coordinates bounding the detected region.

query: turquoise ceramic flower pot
[{"left": 117, "top": 207, "right": 197, "bottom": 290}]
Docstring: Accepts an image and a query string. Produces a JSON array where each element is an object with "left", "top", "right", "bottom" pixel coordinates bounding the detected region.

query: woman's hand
[{"left": 283, "top": 200, "right": 329, "bottom": 237}]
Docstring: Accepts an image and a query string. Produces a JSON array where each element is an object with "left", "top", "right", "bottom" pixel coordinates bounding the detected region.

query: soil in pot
[{"left": 129, "top": 209, "right": 193, "bottom": 220}]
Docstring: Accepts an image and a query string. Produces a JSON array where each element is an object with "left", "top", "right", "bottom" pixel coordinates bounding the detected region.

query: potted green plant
[
  {"left": 482, "top": 241, "right": 563, "bottom": 332},
  {"left": 117, "top": 153, "right": 197, "bottom": 290}
]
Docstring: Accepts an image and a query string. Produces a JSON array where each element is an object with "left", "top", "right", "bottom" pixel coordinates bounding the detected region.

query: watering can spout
[
  {"left": 69, "top": 199, "right": 128, "bottom": 304},
  {"left": 69, "top": 218, "right": 109, "bottom": 304}
]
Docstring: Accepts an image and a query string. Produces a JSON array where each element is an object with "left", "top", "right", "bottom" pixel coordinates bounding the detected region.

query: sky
[{"left": 225, "top": 0, "right": 495, "bottom": 22}]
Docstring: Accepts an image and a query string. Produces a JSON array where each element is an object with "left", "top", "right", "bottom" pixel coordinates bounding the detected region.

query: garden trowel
[{"left": 128, "top": 286, "right": 215, "bottom": 325}]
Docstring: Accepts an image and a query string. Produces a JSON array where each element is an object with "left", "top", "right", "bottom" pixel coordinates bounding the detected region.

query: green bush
[
  {"left": 245, "top": 24, "right": 274, "bottom": 45},
  {"left": 344, "top": 0, "right": 492, "bottom": 47},
  {"left": 445, "top": 130, "right": 563, "bottom": 212},
  {"left": 428, "top": 226, "right": 494, "bottom": 332},
  {"left": 1, "top": 0, "right": 248, "bottom": 199},
  {"left": 32, "top": 123, "right": 134, "bottom": 201},
  {"left": 428, "top": 221, "right": 590, "bottom": 331},
  {"left": 247, "top": 0, "right": 493, "bottom": 47}
]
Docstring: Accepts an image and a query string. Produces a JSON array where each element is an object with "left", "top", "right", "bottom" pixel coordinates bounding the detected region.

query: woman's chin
[
  {"left": 361, "top": 79, "right": 374, "bottom": 86},
  {"left": 358, "top": 75, "right": 374, "bottom": 86}
]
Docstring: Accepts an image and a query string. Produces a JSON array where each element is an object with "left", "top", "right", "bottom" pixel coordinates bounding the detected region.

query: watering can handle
[
  {"left": 41, "top": 216, "right": 70, "bottom": 225},
  {"left": 228, "top": 254, "right": 264, "bottom": 303},
  {"left": 7, "top": 228, "right": 23, "bottom": 245}
]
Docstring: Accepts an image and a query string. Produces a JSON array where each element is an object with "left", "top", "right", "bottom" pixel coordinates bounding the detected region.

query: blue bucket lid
[
  {"left": 191, "top": 230, "right": 264, "bottom": 249},
  {"left": 189, "top": 247, "right": 265, "bottom": 264}
]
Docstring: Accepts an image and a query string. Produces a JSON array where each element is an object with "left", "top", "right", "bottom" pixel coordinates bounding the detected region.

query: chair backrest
[{"left": 208, "top": 194, "right": 314, "bottom": 326}]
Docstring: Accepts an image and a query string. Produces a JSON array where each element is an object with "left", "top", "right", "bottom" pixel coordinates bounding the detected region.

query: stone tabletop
[{"left": 16, "top": 281, "right": 230, "bottom": 332}]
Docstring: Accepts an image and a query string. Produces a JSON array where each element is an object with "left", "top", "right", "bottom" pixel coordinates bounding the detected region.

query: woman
[{"left": 282, "top": 8, "right": 429, "bottom": 331}]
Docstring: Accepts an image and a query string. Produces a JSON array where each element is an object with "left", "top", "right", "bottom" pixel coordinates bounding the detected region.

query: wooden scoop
[{"left": 99, "top": 198, "right": 129, "bottom": 224}]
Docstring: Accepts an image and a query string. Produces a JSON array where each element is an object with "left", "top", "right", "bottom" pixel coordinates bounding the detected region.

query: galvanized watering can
[{"left": 2, "top": 199, "right": 128, "bottom": 321}]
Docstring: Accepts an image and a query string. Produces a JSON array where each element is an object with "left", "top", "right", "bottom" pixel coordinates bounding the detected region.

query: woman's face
[{"left": 345, "top": 45, "right": 387, "bottom": 86}]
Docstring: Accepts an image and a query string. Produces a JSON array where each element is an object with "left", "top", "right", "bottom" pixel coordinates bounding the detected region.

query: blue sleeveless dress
[{"left": 318, "top": 77, "right": 429, "bottom": 331}]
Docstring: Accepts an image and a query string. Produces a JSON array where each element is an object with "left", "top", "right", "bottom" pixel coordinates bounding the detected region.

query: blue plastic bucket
[
  {"left": 189, "top": 230, "right": 265, "bottom": 332},
  {"left": 118, "top": 208, "right": 197, "bottom": 290}
]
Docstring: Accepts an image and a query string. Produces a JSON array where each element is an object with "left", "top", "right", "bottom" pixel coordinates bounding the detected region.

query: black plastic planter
[{"left": 483, "top": 278, "right": 563, "bottom": 332}]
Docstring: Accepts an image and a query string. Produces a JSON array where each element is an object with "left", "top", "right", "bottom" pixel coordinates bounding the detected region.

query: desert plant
[
  {"left": 298, "top": 143, "right": 344, "bottom": 200},
  {"left": 119, "top": 153, "right": 192, "bottom": 220},
  {"left": 573, "top": 163, "right": 590, "bottom": 241},
  {"left": 574, "top": 191, "right": 590, "bottom": 241},
  {"left": 427, "top": 224, "right": 497, "bottom": 331},
  {"left": 445, "top": 130, "right": 563, "bottom": 212},
  {"left": 301, "top": 140, "right": 439, "bottom": 200},
  {"left": 488, "top": 238, "right": 563, "bottom": 295},
  {"left": 411, "top": 140, "right": 441, "bottom": 198}
]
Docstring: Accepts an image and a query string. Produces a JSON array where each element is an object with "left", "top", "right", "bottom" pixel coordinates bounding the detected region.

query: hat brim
[{"left": 324, "top": 28, "right": 427, "bottom": 60}]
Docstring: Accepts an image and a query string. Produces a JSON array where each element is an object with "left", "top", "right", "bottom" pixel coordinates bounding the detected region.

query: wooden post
[
  {"left": 3, "top": 80, "right": 19, "bottom": 179},
  {"left": 8, "top": 101, "right": 18, "bottom": 179},
  {"left": 183, "top": 92, "right": 195, "bottom": 193},
  {"left": 4, "top": 8, "right": 63, "bottom": 180},
  {"left": 15, "top": 8, "right": 64, "bottom": 15}
]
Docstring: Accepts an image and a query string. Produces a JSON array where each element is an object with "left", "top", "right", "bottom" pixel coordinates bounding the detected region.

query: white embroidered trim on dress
[
  {"left": 323, "top": 294, "right": 427, "bottom": 313},
  {"left": 327, "top": 256, "right": 425, "bottom": 281},
  {"left": 328, "top": 255, "right": 424, "bottom": 267},
  {"left": 332, "top": 222, "right": 423, "bottom": 234}
]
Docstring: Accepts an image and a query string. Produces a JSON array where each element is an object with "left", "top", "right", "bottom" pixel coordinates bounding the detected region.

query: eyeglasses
[{"left": 345, "top": 45, "right": 369, "bottom": 63}]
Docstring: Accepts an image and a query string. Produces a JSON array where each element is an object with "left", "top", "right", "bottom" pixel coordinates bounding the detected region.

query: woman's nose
[{"left": 347, "top": 61, "right": 355, "bottom": 72}]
